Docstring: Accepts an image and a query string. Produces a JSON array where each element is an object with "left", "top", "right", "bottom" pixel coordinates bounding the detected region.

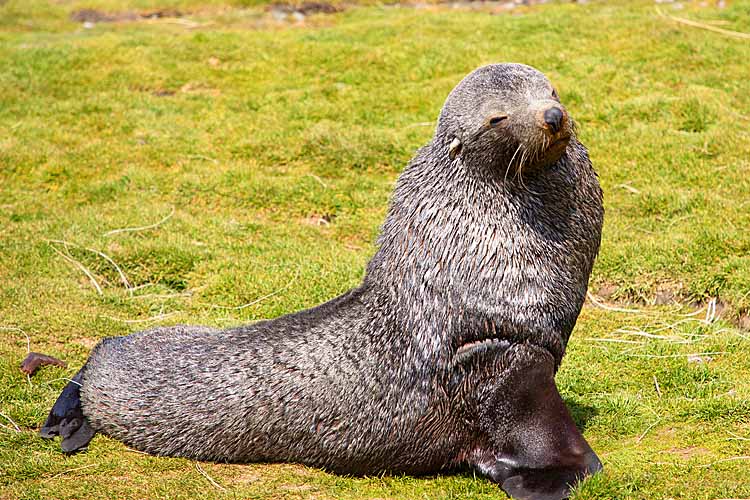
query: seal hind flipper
[
  {"left": 60, "top": 418, "right": 96, "bottom": 454},
  {"left": 40, "top": 369, "right": 96, "bottom": 453}
]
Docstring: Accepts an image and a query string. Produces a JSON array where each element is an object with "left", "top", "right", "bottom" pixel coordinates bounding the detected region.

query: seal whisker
[
  {"left": 514, "top": 145, "right": 528, "bottom": 186},
  {"left": 504, "top": 144, "right": 523, "bottom": 186},
  {"left": 517, "top": 145, "right": 544, "bottom": 197}
]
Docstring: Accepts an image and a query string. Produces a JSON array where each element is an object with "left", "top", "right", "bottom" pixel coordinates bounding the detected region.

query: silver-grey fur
[{"left": 43, "top": 63, "right": 604, "bottom": 500}]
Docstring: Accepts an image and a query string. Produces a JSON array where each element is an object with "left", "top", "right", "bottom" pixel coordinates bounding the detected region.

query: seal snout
[
  {"left": 543, "top": 107, "right": 564, "bottom": 134},
  {"left": 583, "top": 449, "right": 604, "bottom": 476}
]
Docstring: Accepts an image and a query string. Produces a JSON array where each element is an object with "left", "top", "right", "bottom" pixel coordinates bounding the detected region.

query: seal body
[{"left": 42, "top": 63, "right": 604, "bottom": 500}]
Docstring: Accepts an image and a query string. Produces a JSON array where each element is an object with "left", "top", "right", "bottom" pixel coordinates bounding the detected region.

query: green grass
[{"left": 1, "top": 0, "right": 750, "bottom": 498}]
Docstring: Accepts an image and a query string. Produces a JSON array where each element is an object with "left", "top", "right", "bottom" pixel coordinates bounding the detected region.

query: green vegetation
[{"left": 1, "top": 0, "right": 749, "bottom": 498}]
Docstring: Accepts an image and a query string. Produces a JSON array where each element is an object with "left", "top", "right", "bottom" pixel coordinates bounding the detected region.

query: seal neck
[{"left": 361, "top": 140, "right": 596, "bottom": 368}]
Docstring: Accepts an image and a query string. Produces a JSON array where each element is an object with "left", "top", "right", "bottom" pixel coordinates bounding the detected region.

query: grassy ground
[{"left": 1, "top": 0, "right": 750, "bottom": 498}]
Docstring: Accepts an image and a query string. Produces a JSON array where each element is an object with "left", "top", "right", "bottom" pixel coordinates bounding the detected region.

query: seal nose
[
  {"left": 583, "top": 450, "right": 603, "bottom": 476},
  {"left": 543, "top": 107, "right": 564, "bottom": 134}
]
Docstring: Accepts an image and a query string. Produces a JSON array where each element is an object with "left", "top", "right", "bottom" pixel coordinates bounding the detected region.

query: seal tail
[{"left": 40, "top": 369, "right": 96, "bottom": 453}]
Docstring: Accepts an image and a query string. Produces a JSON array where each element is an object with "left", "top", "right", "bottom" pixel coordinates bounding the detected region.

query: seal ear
[
  {"left": 448, "top": 137, "right": 463, "bottom": 160},
  {"left": 473, "top": 346, "right": 602, "bottom": 500}
]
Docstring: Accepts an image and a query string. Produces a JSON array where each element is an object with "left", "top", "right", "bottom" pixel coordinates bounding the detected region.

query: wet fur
[{"left": 43, "top": 64, "right": 604, "bottom": 498}]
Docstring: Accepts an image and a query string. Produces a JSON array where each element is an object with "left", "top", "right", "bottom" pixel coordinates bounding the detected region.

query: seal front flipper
[
  {"left": 469, "top": 344, "right": 602, "bottom": 500},
  {"left": 40, "top": 369, "right": 96, "bottom": 453}
]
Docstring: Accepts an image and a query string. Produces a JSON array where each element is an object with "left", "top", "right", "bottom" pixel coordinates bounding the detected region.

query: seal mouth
[{"left": 549, "top": 134, "right": 571, "bottom": 148}]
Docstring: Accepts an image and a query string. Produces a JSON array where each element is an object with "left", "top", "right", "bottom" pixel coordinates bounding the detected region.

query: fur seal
[{"left": 41, "top": 63, "right": 604, "bottom": 500}]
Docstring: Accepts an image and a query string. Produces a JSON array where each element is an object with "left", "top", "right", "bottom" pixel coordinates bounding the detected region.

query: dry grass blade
[
  {"left": 45, "top": 464, "right": 98, "bottom": 480},
  {"left": 613, "top": 325, "right": 699, "bottom": 344},
  {"left": 623, "top": 351, "right": 727, "bottom": 359},
  {"left": 637, "top": 418, "right": 661, "bottom": 443},
  {"left": 44, "top": 377, "right": 82, "bottom": 387},
  {"left": 587, "top": 292, "right": 643, "bottom": 314},
  {"left": 195, "top": 462, "right": 227, "bottom": 492},
  {"left": 125, "top": 446, "right": 150, "bottom": 455},
  {"left": 104, "top": 207, "right": 175, "bottom": 237},
  {"left": 101, "top": 311, "right": 180, "bottom": 324},
  {"left": 48, "top": 239, "right": 132, "bottom": 293},
  {"left": 47, "top": 243, "right": 103, "bottom": 295},
  {"left": 656, "top": 6, "right": 750, "bottom": 40},
  {"left": 405, "top": 121, "right": 434, "bottom": 128},
  {"left": 705, "top": 297, "right": 718, "bottom": 324},
  {"left": 0, "top": 411, "right": 21, "bottom": 432},
  {"left": 617, "top": 183, "right": 641, "bottom": 194},
  {"left": 204, "top": 270, "right": 300, "bottom": 311},
  {"left": 603, "top": 315, "right": 713, "bottom": 350},
  {"left": 626, "top": 318, "right": 706, "bottom": 334},
  {"left": 653, "top": 375, "right": 662, "bottom": 398},
  {"left": 585, "top": 338, "right": 645, "bottom": 344},
  {"left": 0, "top": 326, "right": 31, "bottom": 353},
  {"left": 305, "top": 173, "right": 328, "bottom": 188},
  {"left": 127, "top": 291, "right": 193, "bottom": 301}
]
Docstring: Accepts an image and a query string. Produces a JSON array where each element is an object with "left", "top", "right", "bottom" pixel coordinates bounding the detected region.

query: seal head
[{"left": 439, "top": 63, "right": 572, "bottom": 175}]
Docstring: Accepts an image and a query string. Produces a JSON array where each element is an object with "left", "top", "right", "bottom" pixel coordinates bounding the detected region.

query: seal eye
[{"left": 489, "top": 116, "right": 507, "bottom": 127}]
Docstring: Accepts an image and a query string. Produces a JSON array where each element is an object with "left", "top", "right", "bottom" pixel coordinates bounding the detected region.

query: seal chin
[
  {"left": 522, "top": 134, "right": 570, "bottom": 172},
  {"left": 549, "top": 134, "right": 571, "bottom": 149},
  {"left": 497, "top": 450, "right": 603, "bottom": 500},
  {"left": 501, "top": 472, "right": 573, "bottom": 500}
]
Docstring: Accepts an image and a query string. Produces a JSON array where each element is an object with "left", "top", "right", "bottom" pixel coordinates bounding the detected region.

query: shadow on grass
[{"left": 564, "top": 398, "right": 598, "bottom": 431}]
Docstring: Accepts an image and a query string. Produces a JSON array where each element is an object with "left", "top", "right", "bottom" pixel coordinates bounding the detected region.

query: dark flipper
[
  {"left": 40, "top": 369, "right": 96, "bottom": 453},
  {"left": 470, "top": 345, "right": 602, "bottom": 500}
]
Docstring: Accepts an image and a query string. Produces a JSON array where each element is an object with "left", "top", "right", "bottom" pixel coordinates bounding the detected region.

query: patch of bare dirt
[
  {"left": 70, "top": 8, "right": 183, "bottom": 25},
  {"left": 152, "top": 89, "right": 176, "bottom": 97},
  {"left": 75, "top": 337, "right": 99, "bottom": 349},
  {"left": 303, "top": 213, "right": 335, "bottom": 226},
  {"left": 269, "top": 2, "right": 343, "bottom": 15},
  {"left": 266, "top": 2, "right": 344, "bottom": 23}
]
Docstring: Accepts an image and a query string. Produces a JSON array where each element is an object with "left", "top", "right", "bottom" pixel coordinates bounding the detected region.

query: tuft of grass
[{"left": 2, "top": 0, "right": 750, "bottom": 499}]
